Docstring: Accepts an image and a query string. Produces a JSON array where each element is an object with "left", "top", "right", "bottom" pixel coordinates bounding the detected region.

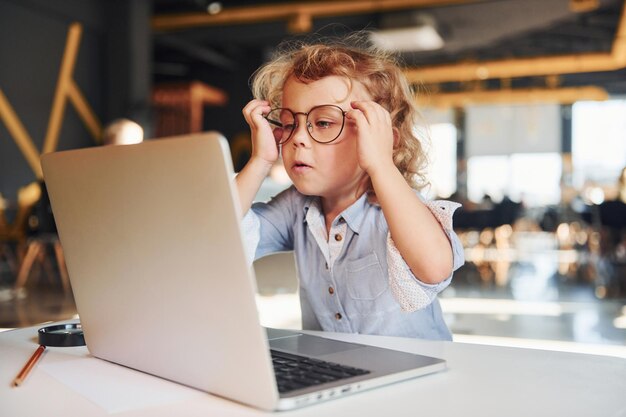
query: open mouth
[{"left": 293, "top": 160, "right": 312, "bottom": 169}]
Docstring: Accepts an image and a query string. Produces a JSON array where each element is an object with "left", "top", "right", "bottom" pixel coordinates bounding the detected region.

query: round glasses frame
[{"left": 264, "top": 104, "right": 347, "bottom": 144}]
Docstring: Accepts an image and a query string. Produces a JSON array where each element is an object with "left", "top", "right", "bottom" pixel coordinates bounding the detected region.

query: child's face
[{"left": 280, "top": 75, "right": 370, "bottom": 204}]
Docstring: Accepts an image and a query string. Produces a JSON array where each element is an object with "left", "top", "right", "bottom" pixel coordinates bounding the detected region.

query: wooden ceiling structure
[
  {"left": 153, "top": 0, "right": 489, "bottom": 32},
  {"left": 406, "top": 4, "right": 626, "bottom": 84},
  {"left": 152, "top": 0, "right": 626, "bottom": 107}
]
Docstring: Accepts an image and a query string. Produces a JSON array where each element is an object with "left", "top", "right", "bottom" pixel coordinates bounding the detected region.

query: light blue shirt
[{"left": 245, "top": 186, "right": 464, "bottom": 340}]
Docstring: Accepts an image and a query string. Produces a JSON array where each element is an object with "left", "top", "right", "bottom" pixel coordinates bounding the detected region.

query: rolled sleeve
[
  {"left": 426, "top": 200, "right": 465, "bottom": 273},
  {"left": 387, "top": 200, "right": 464, "bottom": 312}
]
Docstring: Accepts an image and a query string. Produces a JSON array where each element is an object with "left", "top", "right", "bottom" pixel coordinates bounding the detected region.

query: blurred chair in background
[
  {"left": 618, "top": 167, "right": 626, "bottom": 204},
  {"left": 151, "top": 81, "right": 227, "bottom": 137},
  {"left": 0, "top": 192, "right": 18, "bottom": 278},
  {"left": 13, "top": 181, "right": 70, "bottom": 295},
  {"left": 0, "top": 183, "right": 42, "bottom": 275},
  {"left": 592, "top": 197, "right": 626, "bottom": 298},
  {"left": 253, "top": 251, "right": 298, "bottom": 296},
  {"left": 253, "top": 251, "right": 301, "bottom": 329}
]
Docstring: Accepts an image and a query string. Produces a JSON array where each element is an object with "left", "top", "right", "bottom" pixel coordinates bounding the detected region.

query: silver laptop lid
[{"left": 41, "top": 133, "right": 279, "bottom": 410}]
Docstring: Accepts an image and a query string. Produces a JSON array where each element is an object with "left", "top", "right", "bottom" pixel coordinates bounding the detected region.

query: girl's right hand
[{"left": 242, "top": 99, "right": 279, "bottom": 167}]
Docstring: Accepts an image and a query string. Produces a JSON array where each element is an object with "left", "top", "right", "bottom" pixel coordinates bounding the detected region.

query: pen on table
[{"left": 12, "top": 345, "right": 46, "bottom": 387}]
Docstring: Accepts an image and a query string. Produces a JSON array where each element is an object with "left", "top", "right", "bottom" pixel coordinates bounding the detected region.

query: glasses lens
[
  {"left": 266, "top": 109, "right": 295, "bottom": 144},
  {"left": 308, "top": 106, "right": 344, "bottom": 143}
]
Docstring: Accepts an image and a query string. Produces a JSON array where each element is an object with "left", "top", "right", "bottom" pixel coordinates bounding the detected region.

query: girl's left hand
[{"left": 346, "top": 101, "right": 396, "bottom": 176}]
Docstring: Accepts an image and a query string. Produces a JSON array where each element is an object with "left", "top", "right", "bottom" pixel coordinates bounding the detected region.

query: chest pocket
[{"left": 345, "top": 252, "right": 388, "bottom": 300}]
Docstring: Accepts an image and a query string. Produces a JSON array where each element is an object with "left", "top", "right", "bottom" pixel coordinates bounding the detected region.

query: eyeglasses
[{"left": 265, "top": 104, "right": 347, "bottom": 144}]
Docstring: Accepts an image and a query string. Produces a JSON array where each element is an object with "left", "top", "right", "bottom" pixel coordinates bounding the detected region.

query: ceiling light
[
  {"left": 206, "top": 2, "right": 222, "bottom": 15},
  {"left": 370, "top": 25, "right": 444, "bottom": 52}
]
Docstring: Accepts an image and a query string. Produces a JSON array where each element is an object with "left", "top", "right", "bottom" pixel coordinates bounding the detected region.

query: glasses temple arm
[{"left": 265, "top": 118, "right": 283, "bottom": 128}]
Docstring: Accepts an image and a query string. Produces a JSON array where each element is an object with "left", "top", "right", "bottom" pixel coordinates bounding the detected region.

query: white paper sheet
[{"left": 41, "top": 357, "right": 202, "bottom": 413}]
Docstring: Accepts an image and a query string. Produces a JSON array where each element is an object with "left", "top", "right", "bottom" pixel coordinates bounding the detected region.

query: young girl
[{"left": 236, "top": 38, "right": 464, "bottom": 340}]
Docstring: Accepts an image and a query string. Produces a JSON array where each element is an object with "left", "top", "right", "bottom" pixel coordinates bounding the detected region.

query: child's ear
[{"left": 392, "top": 127, "right": 400, "bottom": 149}]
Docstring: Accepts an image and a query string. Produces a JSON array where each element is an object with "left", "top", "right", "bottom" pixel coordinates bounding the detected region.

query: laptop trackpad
[{"left": 269, "top": 334, "right": 362, "bottom": 357}]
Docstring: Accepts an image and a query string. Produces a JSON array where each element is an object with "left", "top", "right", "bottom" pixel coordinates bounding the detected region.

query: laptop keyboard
[{"left": 270, "top": 350, "right": 370, "bottom": 394}]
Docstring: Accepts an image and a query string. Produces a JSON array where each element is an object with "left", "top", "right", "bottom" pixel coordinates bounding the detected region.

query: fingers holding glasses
[
  {"left": 350, "top": 101, "right": 390, "bottom": 123},
  {"left": 242, "top": 99, "right": 271, "bottom": 130},
  {"left": 348, "top": 100, "right": 395, "bottom": 175},
  {"left": 242, "top": 99, "right": 279, "bottom": 164}
]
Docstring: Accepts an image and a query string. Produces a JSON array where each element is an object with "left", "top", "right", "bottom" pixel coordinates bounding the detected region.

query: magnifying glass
[
  {"left": 12, "top": 323, "right": 85, "bottom": 387},
  {"left": 38, "top": 323, "right": 85, "bottom": 347}
]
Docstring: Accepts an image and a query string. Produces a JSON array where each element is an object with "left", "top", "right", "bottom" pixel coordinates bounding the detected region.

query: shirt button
[
  {"left": 328, "top": 287, "right": 334, "bottom": 295},
  {"left": 335, "top": 313, "right": 342, "bottom": 320},
  {"left": 325, "top": 262, "right": 329, "bottom": 270},
  {"left": 334, "top": 233, "right": 342, "bottom": 242}
]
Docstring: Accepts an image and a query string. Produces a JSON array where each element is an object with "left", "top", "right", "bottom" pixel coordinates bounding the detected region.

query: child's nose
[{"left": 291, "top": 120, "right": 313, "bottom": 146}]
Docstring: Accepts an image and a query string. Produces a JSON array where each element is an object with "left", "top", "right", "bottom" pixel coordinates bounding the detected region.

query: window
[
  {"left": 572, "top": 100, "right": 626, "bottom": 199},
  {"left": 467, "top": 153, "right": 561, "bottom": 206},
  {"left": 509, "top": 153, "right": 562, "bottom": 206},
  {"left": 467, "top": 155, "right": 509, "bottom": 203},
  {"left": 464, "top": 103, "right": 563, "bottom": 206},
  {"left": 425, "top": 123, "right": 457, "bottom": 198}
]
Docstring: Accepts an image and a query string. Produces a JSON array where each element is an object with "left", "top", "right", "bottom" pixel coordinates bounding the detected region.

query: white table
[{"left": 1, "top": 321, "right": 625, "bottom": 417}]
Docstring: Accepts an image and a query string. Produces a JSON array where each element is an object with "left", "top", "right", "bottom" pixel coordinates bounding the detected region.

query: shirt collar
[{"left": 303, "top": 192, "right": 369, "bottom": 235}]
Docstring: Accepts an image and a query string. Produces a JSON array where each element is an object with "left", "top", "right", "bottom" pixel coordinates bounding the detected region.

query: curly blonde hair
[{"left": 250, "top": 34, "right": 429, "bottom": 191}]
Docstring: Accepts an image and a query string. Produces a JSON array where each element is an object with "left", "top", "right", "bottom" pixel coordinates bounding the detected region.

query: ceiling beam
[
  {"left": 152, "top": 0, "right": 487, "bottom": 32},
  {"left": 417, "top": 86, "right": 609, "bottom": 108},
  {"left": 405, "top": 1, "right": 626, "bottom": 83},
  {"left": 156, "top": 35, "right": 238, "bottom": 70}
]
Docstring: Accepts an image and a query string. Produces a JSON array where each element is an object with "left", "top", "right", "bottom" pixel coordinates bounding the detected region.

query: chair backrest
[
  {"left": 253, "top": 251, "right": 298, "bottom": 295},
  {"left": 0, "top": 193, "right": 8, "bottom": 239},
  {"left": 598, "top": 200, "right": 626, "bottom": 229},
  {"left": 6, "top": 182, "right": 42, "bottom": 242}
]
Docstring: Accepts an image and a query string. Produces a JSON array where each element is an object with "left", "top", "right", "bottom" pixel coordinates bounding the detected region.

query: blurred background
[{"left": 1, "top": 0, "right": 625, "bottom": 357}]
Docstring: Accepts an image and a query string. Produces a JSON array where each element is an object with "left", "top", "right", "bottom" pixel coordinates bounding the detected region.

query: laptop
[{"left": 41, "top": 132, "right": 447, "bottom": 411}]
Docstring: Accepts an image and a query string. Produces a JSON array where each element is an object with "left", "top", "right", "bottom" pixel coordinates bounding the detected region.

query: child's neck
[
  {"left": 320, "top": 193, "right": 360, "bottom": 239},
  {"left": 318, "top": 175, "right": 370, "bottom": 238}
]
